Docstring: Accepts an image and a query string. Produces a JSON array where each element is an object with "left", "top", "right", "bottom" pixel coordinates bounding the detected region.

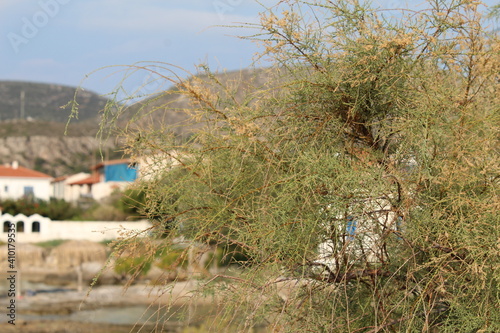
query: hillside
[
  {"left": 0, "top": 69, "right": 274, "bottom": 176},
  {"left": 0, "top": 119, "right": 99, "bottom": 138},
  {"left": 119, "top": 68, "right": 275, "bottom": 139},
  {"left": 0, "top": 81, "right": 107, "bottom": 123},
  {"left": 0, "top": 136, "right": 118, "bottom": 176},
  {"left": 0, "top": 81, "right": 115, "bottom": 176}
]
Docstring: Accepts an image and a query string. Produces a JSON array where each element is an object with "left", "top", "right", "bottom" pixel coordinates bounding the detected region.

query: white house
[
  {"left": 51, "top": 172, "right": 91, "bottom": 202},
  {"left": 134, "top": 151, "right": 185, "bottom": 181},
  {"left": 67, "top": 159, "right": 138, "bottom": 201},
  {"left": 0, "top": 162, "right": 52, "bottom": 201},
  {"left": 315, "top": 196, "right": 400, "bottom": 272}
]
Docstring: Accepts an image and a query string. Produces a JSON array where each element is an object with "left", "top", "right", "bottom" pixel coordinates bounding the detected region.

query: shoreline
[
  {"left": 10, "top": 282, "right": 202, "bottom": 314},
  {"left": 1, "top": 282, "right": 206, "bottom": 333},
  {"left": 0, "top": 320, "right": 181, "bottom": 333}
]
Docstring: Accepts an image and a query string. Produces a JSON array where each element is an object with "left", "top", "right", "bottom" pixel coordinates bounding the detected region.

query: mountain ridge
[
  {"left": 0, "top": 68, "right": 274, "bottom": 177},
  {"left": 0, "top": 80, "right": 107, "bottom": 123}
]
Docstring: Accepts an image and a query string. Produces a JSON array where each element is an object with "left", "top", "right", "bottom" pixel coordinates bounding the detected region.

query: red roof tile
[
  {"left": 68, "top": 174, "right": 101, "bottom": 185},
  {"left": 0, "top": 165, "right": 52, "bottom": 178},
  {"left": 92, "top": 159, "right": 132, "bottom": 171},
  {"left": 51, "top": 175, "right": 69, "bottom": 183}
]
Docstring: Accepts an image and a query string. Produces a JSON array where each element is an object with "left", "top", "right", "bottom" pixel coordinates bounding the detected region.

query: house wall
[
  {"left": 91, "top": 181, "right": 129, "bottom": 201},
  {"left": 0, "top": 213, "right": 152, "bottom": 243},
  {"left": 52, "top": 181, "right": 65, "bottom": 199},
  {"left": 0, "top": 177, "right": 51, "bottom": 201},
  {"left": 51, "top": 173, "right": 90, "bottom": 202},
  {"left": 315, "top": 198, "right": 399, "bottom": 268},
  {"left": 72, "top": 184, "right": 92, "bottom": 201},
  {"left": 135, "top": 152, "right": 184, "bottom": 181}
]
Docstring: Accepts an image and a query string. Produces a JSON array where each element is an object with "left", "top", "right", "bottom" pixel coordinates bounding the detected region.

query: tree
[{"left": 82, "top": 0, "right": 499, "bottom": 331}]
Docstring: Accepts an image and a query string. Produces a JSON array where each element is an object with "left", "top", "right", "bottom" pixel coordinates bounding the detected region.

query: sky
[{"left": 0, "top": 0, "right": 498, "bottom": 97}]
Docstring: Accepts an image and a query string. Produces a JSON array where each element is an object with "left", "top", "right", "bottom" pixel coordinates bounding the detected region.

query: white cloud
[{"left": 75, "top": 2, "right": 261, "bottom": 34}]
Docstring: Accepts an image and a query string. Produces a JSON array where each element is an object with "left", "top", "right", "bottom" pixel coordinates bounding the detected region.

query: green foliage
[
  {"left": 33, "top": 157, "right": 50, "bottom": 174},
  {"left": 35, "top": 239, "right": 67, "bottom": 249},
  {"left": 215, "top": 244, "right": 251, "bottom": 267},
  {"left": 99, "top": 239, "right": 114, "bottom": 246},
  {"left": 46, "top": 198, "right": 83, "bottom": 220},
  {"left": 0, "top": 197, "right": 82, "bottom": 220},
  {"left": 0, "top": 192, "right": 153, "bottom": 222},
  {"left": 82, "top": 204, "right": 128, "bottom": 221},
  {"left": 114, "top": 256, "right": 152, "bottom": 276},
  {"left": 75, "top": 188, "right": 147, "bottom": 221},
  {"left": 93, "top": 0, "right": 499, "bottom": 331},
  {"left": 156, "top": 249, "right": 189, "bottom": 270},
  {"left": 117, "top": 188, "right": 147, "bottom": 217},
  {"left": 0, "top": 193, "right": 143, "bottom": 221}
]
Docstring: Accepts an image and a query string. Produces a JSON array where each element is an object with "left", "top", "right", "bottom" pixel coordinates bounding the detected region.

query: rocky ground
[{"left": 0, "top": 283, "right": 206, "bottom": 333}]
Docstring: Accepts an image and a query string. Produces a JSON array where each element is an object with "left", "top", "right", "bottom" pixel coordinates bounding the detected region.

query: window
[
  {"left": 4, "top": 185, "right": 8, "bottom": 192},
  {"left": 32, "top": 221, "right": 40, "bottom": 233},
  {"left": 16, "top": 221, "right": 24, "bottom": 233},
  {"left": 24, "top": 186, "right": 34, "bottom": 197},
  {"left": 3, "top": 221, "right": 11, "bottom": 233}
]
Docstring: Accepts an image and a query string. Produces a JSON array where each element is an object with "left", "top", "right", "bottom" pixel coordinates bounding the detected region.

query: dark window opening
[
  {"left": 17, "top": 221, "right": 24, "bottom": 233},
  {"left": 32, "top": 221, "right": 40, "bottom": 233},
  {"left": 24, "top": 186, "right": 34, "bottom": 197},
  {"left": 3, "top": 221, "right": 11, "bottom": 233}
]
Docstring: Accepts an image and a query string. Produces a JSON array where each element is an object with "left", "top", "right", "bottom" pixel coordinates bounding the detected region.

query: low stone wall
[{"left": 0, "top": 213, "right": 151, "bottom": 243}]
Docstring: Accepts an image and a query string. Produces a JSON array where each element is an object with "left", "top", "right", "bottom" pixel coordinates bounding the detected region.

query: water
[
  {"left": 16, "top": 302, "right": 269, "bottom": 332},
  {"left": 0, "top": 277, "right": 60, "bottom": 296},
  {"left": 21, "top": 304, "right": 188, "bottom": 325},
  {"left": 0, "top": 276, "right": 269, "bottom": 332}
]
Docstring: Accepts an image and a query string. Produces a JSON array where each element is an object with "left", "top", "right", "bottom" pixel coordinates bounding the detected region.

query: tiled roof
[
  {"left": 92, "top": 159, "right": 132, "bottom": 170},
  {"left": 68, "top": 174, "right": 100, "bottom": 185},
  {"left": 51, "top": 175, "right": 69, "bottom": 183},
  {"left": 0, "top": 165, "right": 52, "bottom": 179}
]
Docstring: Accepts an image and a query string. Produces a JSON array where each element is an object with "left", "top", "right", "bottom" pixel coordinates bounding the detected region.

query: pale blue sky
[{"left": 0, "top": 0, "right": 497, "bottom": 96}]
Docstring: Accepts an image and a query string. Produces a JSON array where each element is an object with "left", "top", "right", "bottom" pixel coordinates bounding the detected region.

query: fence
[{"left": 0, "top": 213, "right": 151, "bottom": 243}]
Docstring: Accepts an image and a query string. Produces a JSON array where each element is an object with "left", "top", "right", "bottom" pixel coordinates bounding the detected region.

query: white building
[
  {"left": 0, "top": 213, "right": 151, "bottom": 243},
  {"left": 68, "top": 159, "right": 138, "bottom": 201},
  {"left": 0, "top": 162, "right": 52, "bottom": 201},
  {"left": 51, "top": 172, "right": 91, "bottom": 202},
  {"left": 135, "top": 151, "right": 184, "bottom": 181},
  {"left": 315, "top": 197, "right": 400, "bottom": 270}
]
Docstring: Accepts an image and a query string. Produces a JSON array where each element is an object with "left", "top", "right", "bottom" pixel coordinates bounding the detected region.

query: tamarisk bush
[{"left": 78, "top": 0, "right": 499, "bottom": 331}]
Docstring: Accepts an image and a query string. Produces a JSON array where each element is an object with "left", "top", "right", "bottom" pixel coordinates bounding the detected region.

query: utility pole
[{"left": 20, "top": 90, "right": 25, "bottom": 119}]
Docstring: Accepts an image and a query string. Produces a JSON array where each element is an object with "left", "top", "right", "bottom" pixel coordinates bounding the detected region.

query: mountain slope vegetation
[
  {"left": 0, "top": 70, "right": 273, "bottom": 176},
  {"left": 0, "top": 81, "right": 107, "bottom": 123}
]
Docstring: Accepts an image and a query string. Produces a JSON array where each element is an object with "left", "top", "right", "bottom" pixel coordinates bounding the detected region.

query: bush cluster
[
  {"left": 0, "top": 188, "right": 148, "bottom": 221},
  {"left": 0, "top": 197, "right": 82, "bottom": 220},
  {"left": 76, "top": 0, "right": 500, "bottom": 331}
]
